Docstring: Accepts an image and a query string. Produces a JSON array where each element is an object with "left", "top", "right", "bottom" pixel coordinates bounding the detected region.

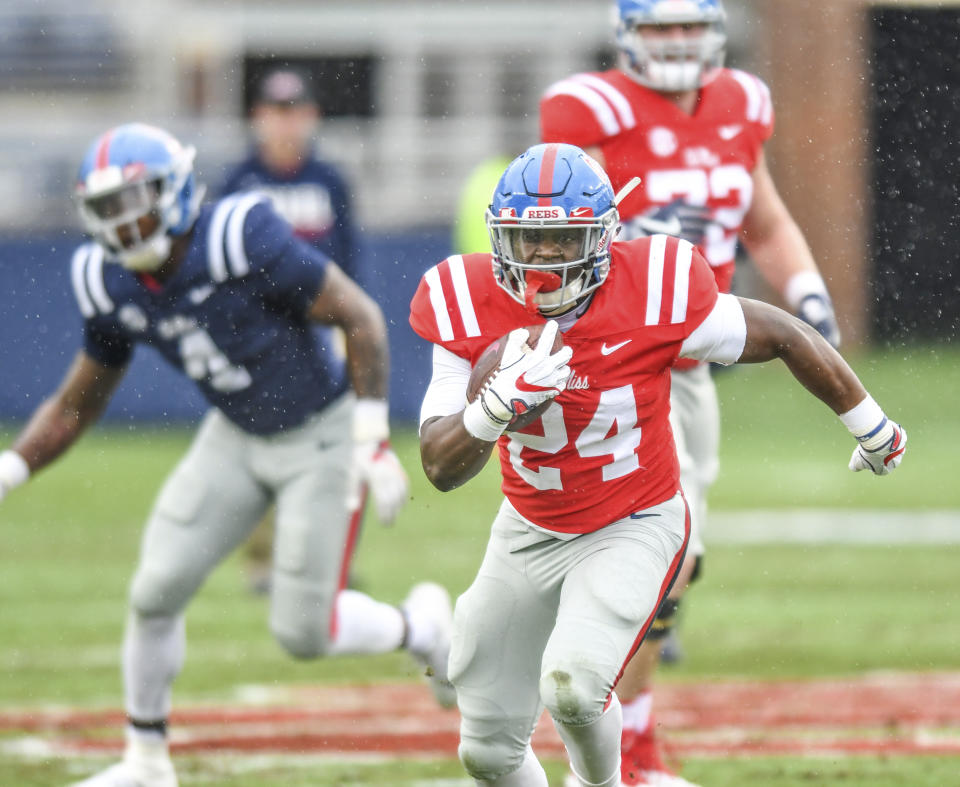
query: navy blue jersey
[
  {"left": 69, "top": 193, "right": 349, "bottom": 435},
  {"left": 219, "top": 151, "right": 359, "bottom": 284}
]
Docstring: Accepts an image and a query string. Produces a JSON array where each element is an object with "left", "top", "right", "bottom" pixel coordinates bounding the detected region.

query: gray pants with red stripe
[
  {"left": 123, "top": 394, "right": 356, "bottom": 721},
  {"left": 449, "top": 492, "right": 688, "bottom": 781}
]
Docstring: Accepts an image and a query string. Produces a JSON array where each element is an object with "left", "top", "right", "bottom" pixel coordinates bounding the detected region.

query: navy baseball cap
[{"left": 254, "top": 68, "right": 316, "bottom": 106}]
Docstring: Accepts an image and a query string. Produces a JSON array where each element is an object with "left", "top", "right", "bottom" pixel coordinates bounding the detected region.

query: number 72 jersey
[{"left": 410, "top": 235, "right": 720, "bottom": 534}]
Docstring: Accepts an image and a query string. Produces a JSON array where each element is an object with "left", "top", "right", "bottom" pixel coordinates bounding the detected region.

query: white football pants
[
  {"left": 669, "top": 363, "right": 720, "bottom": 557},
  {"left": 450, "top": 493, "right": 688, "bottom": 783}
]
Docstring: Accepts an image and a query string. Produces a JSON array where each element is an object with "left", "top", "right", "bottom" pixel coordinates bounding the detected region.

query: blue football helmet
[
  {"left": 614, "top": 0, "right": 727, "bottom": 91},
  {"left": 75, "top": 123, "right": 203, "bottom": 271},
  {"left": 486, "top": 143, "right": 619, "bottom": 316}
]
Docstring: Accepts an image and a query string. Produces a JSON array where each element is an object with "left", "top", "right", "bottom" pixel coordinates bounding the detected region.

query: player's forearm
[
  {"left": 419, "top": 414, "right": 497, "bottom": 492},
  {"left": 742, "top": 217, "right": 819, "bottom": 298},
  {"left": 342, "top": 309, "right": 390, "bottom": 400},
  {"left": 11, "top": 396, "right": 96, "bottom": 473}
]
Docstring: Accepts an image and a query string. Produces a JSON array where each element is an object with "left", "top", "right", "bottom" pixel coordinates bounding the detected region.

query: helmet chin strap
[{"left": 117, "top": 233, "right": 172, "bottom": 272}]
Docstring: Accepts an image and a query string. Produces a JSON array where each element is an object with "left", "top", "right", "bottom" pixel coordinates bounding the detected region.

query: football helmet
[
  {"left": 614, "top": 0, "right": 727, "bottom": 91},
  {"left": 486, "top": 143, "right": 619, "bottom": 316},
  {"left": 75, "top": 123, "right": 203, "bottom": 271}
]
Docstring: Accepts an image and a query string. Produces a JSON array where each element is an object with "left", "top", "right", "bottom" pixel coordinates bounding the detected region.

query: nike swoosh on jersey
[
  {"left": 718, "top": 124, "right": 743, "bottom": 140},
  {"left": 634, "top": 214, "right": 683, "bottom": 237},
  {"left": 600, "top": 339, "right": 632, "bottom": 355}
]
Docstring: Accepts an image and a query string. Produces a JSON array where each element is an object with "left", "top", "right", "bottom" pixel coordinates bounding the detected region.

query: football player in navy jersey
[
  {"left": 0, "top": 123, "right": 455, "bottom": 787},
  {"left": 219, "top": 66, "right": 359, "bottom": 282},
  {"left": 219, "top": 66, "right": 365, "bottom": 595}
]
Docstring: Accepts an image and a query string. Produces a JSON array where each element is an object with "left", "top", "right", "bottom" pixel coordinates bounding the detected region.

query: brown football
[{"left": 466, "top": 323, "right": 564, "bottom": 431}]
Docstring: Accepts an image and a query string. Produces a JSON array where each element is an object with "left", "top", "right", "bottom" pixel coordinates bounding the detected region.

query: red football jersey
[
  {"left": 540, "top": 68, "right": 774, "bottom": 296},
  {"left": 409, "top": 236, "right": 719, "bottom": 534}
]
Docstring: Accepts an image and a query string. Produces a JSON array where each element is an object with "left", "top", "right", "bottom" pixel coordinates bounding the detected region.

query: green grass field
[{"left": 1, "top": 344, "right": 958, "bottom": 785}]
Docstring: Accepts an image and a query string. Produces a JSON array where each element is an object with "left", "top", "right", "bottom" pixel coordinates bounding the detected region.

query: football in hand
[{"left": 466, "top": 323, "right": 565, "bottom": 431}]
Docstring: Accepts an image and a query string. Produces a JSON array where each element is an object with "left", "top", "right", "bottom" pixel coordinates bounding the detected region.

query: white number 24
[{"left": 505, "top": 384, "right": 642, "bottom": 490}]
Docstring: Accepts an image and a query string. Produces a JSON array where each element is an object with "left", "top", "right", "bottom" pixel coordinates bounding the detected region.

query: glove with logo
[
  {"left": 351, "top": 400, "right": 409, "bottom": 526},
  {"left": 841, "top": 395, "right": 907, "bottom": 476},
  {"left": 797, "top": 293, "right": 841, "bottom": 349},
  {"left": 849, "top": 417, "right": 907, "bottom": 476},
  {"left": 0, "top": 450, "right": 30, "bottom": 503},
  {"left": 463, "top": 320, "right": 573, "bottom": 442}
]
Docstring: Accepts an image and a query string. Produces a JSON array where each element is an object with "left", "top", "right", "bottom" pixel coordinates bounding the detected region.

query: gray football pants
[
  {"left": 127, "top": 394, "right": 355, "bottom": 664},
  {"left": 669, "top": 363, "right": 719, "bottom": 557},
  {"left": 449, "top": 493, "right": 688, "bottom": 781}
]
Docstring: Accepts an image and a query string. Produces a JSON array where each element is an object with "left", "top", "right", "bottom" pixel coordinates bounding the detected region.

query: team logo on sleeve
[{"left": 118, "top": 304, "right": 148, "bottom": 332}]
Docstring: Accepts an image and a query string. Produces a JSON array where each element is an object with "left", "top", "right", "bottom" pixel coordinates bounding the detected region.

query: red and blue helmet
[
  {"left": 486, "top": 143, "right": 619, "bottom": 315},
  {"left": 75, "top": 123, "right": 203, "bottom": 271},
  {"left": 615, "top": 0, "right": 727, "bottom": 91}
]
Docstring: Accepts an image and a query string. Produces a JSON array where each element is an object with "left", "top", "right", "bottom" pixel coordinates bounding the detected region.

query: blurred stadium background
[{"left": 0, "top": 1, "right": 958, "bottom": 785}]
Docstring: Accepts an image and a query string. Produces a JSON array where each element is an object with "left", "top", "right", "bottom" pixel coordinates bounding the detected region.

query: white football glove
[
  {"left": 0, "top": 450, "right": 30, "bottom": 503},
  {"left": 797, "top": 293, "right": 841, "bottom": 349},
  {"left": 350, "top": 399, "right": 408, "bottom": 526},
  {"left": 849, "top": 418, "right": 907, "bottom": 476},
  {"left": 463, "top": 320, "right": 573, "bottom": 442},
  {"left": 352, "top": 439, "right": 409, "bottom": 525}
]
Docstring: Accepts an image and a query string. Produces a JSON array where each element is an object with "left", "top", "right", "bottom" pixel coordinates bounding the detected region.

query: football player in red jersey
[
  {"left": 540, "top": 2, "right": 842, "bottom": 783},
  {"left": 409, "top": 143, "right": 905, "bottom": 787}
]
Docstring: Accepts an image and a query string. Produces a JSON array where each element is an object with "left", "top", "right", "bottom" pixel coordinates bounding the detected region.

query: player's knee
[
  {"left": 129, "top": 565, "right": 195, "bottom": 617},
  {"left": 458, "top": 735, "right": 524, "bottom": 781},
  {"left": 270, "top": 616, "right": 333, "bottom": 660},
  {"left": 269, "top": 580, "right": 336, "bottom": 659},
  {"left": 539, "top": 664, "right": 605, "bottom": 726}
]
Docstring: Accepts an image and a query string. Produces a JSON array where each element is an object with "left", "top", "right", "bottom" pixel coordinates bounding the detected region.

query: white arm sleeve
[
  {"left": 419, "top": 344, "right": 472, "bottom": 430},
  {"left": 679, "top": 293, "right": 747, "bottom": 365}
]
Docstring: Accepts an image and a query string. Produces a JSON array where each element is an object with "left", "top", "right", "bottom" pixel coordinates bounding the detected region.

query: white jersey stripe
[
  {"left": 731, "top": 69, "right": 763, "bottom": 123},
  {"left": 85, "top": 245, "right": 114, "bottom": 315},
  {"left": 542, "top": 79, "right": 622, "bottom": 136},
  {"left": 424, "top": 265, "right": 454, "bottom": 342},
  {"left": 671, "top": 240, "right": 693, "bottom": 324},
  {"left": 225, "top": 194, "right": 263, "bottom": 278},
  {"left": 572, "top": 74, "right": 636, "bottom": 130},
  {"left": 207, "top": 197, "right": 234, "bottom": 283},
  {"left": 70, "top": 245, "right": 96, "bottom": 318},
  {"left": 645, "top": 234, "right": 667, "bottom": 326},
  {"left": 757, "top": 78, "right": 773, "bottom": 126},
  {"left": 447, "top": 255, "right": 481, "bottom": 338}
]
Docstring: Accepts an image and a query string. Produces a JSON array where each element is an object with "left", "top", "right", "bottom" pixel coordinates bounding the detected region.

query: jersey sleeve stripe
[
  {"left": 447, "top": 255, "right": 481, "bottom": 338},
  {"left": 730, "top": 69, "right": 764, "bottom": 123},
  {"left": 542, "top": 79, "right": 623, "bottom": 136},
  {"left": 207, "top": 197, "right": 234, "bottom": 283},
  {"left": 70, "top": 245, "right": 96, "bottom": 318},
  {"left": 225, "top": 193, "right": 264, "bottom": 278},
  {"left": 671, "top": 240, "right": 693, "bottom": 324},
  {"left": 572, "top": 74, "right": 636, "bottom": 130},
  {"left": 85, "top": 244, "right": 114, "bottom": 315},
  {"left": 645, "top": 234, "right": 667, "bottom": 326},
  {"left": 423, "top": 264, "right": 455, "bottom": 342}
]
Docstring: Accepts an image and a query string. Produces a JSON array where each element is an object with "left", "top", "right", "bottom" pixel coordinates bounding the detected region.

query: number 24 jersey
[{"left": 409, "top": 235, "right": 719, "bottom": 534}]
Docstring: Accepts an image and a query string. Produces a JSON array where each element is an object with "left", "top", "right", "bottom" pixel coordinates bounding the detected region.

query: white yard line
[{"left": 707, "top": 510, "right": 960, "bottom": 544}]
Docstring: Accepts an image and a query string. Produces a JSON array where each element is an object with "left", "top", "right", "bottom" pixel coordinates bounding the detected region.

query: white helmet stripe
[
  {"left": 671, "top": 240, "right": 693, "bottom": 324},
  {"left": 572, "top": 74, "right": 637, "bottom": 130},
  {"left": 70, "top": 245, "right": 96, "bottom": 318},
  {"left": 645, "top": 234, "right": 667, "bottom": 325},
  {"left": 447, "top": 255, "right": 481, "bottom": 338},
  {"left": 542, "top": 79, "right": 623, "bottom": 136},
  {"left": 225, "top": 193, "right": 264, "bottom": 278},
  {"left": 424, "top": 264, "right": 454, "bottom": 342}
]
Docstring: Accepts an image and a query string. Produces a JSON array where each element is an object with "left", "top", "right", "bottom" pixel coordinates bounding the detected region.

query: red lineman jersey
[
  {"left": 409, "top": 236, "right": 719, "bottom": 533},
  {"left": 540, "top": 68, "right": 774, "bottom": 296}
]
